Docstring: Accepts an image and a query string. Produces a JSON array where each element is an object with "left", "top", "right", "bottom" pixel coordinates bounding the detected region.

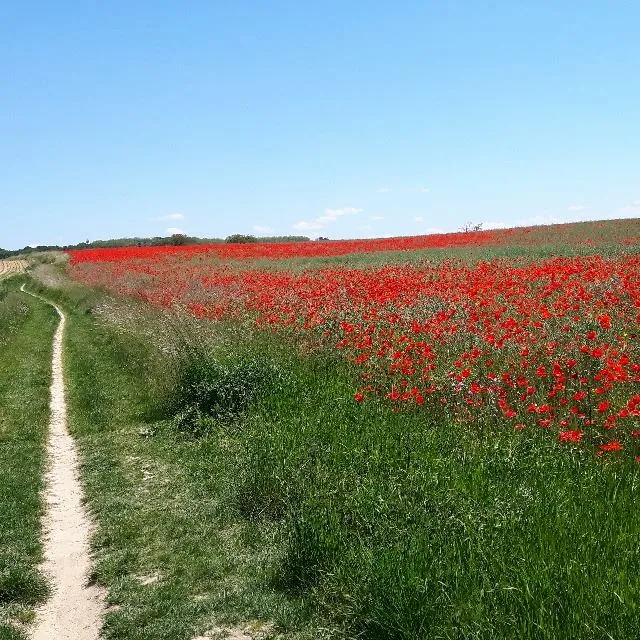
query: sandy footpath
[{"left": 20, "top": 284, "right": 104, "bottom": 640}]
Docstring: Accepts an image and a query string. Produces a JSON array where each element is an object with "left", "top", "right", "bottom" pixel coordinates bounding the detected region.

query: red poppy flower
[{"left": 558, "top": 430, "right": 582, "bottom": 443}]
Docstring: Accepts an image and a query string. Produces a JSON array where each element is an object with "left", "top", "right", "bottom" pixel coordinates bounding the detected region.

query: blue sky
[{"left": 1, "top": 1, "right": 639, "bottom": 249}]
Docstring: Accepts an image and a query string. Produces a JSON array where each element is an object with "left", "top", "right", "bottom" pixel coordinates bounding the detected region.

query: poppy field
[
  {"left": 63, "top": 218, "right": 640, "bottom": 639},
  {"left": 68, "top": 220, "right": 640, "bottom": 461}
]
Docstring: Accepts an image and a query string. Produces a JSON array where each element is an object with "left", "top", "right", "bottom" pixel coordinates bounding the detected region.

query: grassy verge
[
  {"left": 0, "top": 278, "right": 56, "bottom": 639},
  {"left": 38, "top": 279, "right": 315, "bottom": 640},
  {"left": 32, "top": 270, "right": 640, "bottom": 639},
  {"left": 241, "top": 356, "right": 640, "bottom": 639}
]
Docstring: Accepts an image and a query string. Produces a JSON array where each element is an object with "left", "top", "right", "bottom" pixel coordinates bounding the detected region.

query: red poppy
[{"left": 558, "top": 430, "right": 582, "bottom": 443}]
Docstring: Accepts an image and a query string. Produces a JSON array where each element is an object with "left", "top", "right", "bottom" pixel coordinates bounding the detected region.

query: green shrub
[{"left": 170, "top": 346, "right": 282, "bottom": 435}]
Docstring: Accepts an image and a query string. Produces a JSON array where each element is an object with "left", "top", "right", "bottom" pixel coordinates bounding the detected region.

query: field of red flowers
[
  {"left": 61, "top": 219, "right": 640, "bottom": 638},
  {"left": 68, "top": 220, "right": 640, "bottom": 459},
  {"left": 69, "top": 218, "right": 639, "bottom": 264}
]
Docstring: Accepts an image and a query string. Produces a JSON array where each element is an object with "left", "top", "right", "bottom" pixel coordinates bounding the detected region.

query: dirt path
[
  {"left": 20, "top": 284, "right": 105, "bottom": 640},
  {"left": 0, "top": 259, "right": 28, "bottom": 279}
]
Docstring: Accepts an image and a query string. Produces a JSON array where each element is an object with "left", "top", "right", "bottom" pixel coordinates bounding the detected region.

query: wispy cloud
[
  {"left": 323, "top": 207, "right": 362, "bottom": 219},
  {"left": 157, "top": 213, "right": 185, "bottom": 221},
  {"left": 414, "top": 216, "right": 424, "bottom": 223},
  {"left": 253, "top": 225, "right": 274, "bottom": 235},
  {"left": 293, "top": 221, "right": 324, "bottom": 231},
  {"left": 166, "top": 227, "right": 184, "bottom": 235},
  {"left": 484, "top": 215, "right": 566, "bottom": 229},
  {"left": 376, "top": 187, "right": 392, "bottom": 193},
  {"left": 294, "top": 207, "right": 362, "bottom": 232},
  {"left": 466, "top": 199, "right": 639, "bottom": 232},
  {"left": 482, "top": 221, "right": 509, "bottom": 230},
  {"left": 484, "top": 213, "right": 584, "bottom": 230},
  {"left": 371, "top": 215, "right": 384, "bottom": 220},
  {"left": 420, "top": 187, "right": 430, "bottom": 193},
  {"left": 620, "top": 199, "right": 640, "bottom": 213}
]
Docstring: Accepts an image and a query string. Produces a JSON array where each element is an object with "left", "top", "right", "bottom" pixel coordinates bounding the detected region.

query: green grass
[
  {"left": 223, "top": 339, "right": 640, "bottom": 639},
  {"left": 0, "top": 279, "right": 55, "bottom": 639},
  {"left": 43, "top": 281, "right": 317, "bottom": 639},
  {"left": 28, "top": 268, "right": 640, "bottom": 639},
  {"left": 249, "top": 240, "right": 638, "bottom": 273}
]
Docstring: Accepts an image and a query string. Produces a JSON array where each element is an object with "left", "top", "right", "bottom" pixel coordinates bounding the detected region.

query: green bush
[
  {"left": 170, "top": 346, "right": 282, "bottom": 435},
  {"left": 225, "top": 234, "right": 257, "bottom": 244}
]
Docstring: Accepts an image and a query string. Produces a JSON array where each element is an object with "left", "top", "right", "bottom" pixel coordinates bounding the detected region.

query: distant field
[
  {"left": 0, "top": 260, "right": 28, "bottom": 280},
  {"left": 28, "top": 218, "right": 640, "bottom": 638},
  {"left": 68, "top": 217, "right": 640, "bottom": 265}
]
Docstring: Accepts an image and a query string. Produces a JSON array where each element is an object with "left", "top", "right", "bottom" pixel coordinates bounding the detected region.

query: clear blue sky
[{"left": 2, "top": 1, "right": 639, "bottom": 249}]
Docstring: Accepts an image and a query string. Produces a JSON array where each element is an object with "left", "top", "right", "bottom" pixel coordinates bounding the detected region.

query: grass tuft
[{"left": 169, "top": 343, "right": 284, "bottom": 437}]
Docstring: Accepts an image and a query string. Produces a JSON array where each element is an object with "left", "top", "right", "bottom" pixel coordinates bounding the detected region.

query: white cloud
[
  {"left": 253, "top": 225, "right": 274, "bottom": 235},
  {"left": 420, "top": 187, "right": 430, "bottom": 193},
  {"left": 473, "top": 200, "right": 640, "bottom": 232},
  {"left": 482, "top": 221, "right": 509, "bottom": 230},
  {"left": 158, "top": 213, "right": 185, "bottom": 221},
  {"left": 293, "top": 206, "right": 362, "bottom": 232},
  {"left": 371, "top": 215, "right": 384, "bottom": 220},
  {"left": 414, "top": 216, "right": 424, "bottom": 223},
  {"left": 484, "top": 215, "right": 564, "bottom": 228},
  {"left": 482, "top": 213, "right": 581, "bottom": 230},
  {"left": 376, "top": 187, "right": 392, "bottom": 193},
  {"left": 166, "top": 227, "right": 185, "bottom": 235},
  {"left": 293, "top": 221, "right": 324, "bottom": 231},
  {"left": 620, "top": 199, "right": 640, "bottom": 213},
  {"left": 424, "top": 227, "right": 445, "bottom": 234},
  {"left": 323, "top": 207, "right": 362, "bottom": 219}
]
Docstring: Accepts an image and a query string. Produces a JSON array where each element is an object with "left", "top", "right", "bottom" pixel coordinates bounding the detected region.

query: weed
[{"left": 169, "top": 344, "right": 284, "bottom": 436}]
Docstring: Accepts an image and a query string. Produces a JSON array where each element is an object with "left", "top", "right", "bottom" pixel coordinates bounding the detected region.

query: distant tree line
[
  {"left": 0, "top": 233, "right": 313, "bottom": 257},
  {"left": 223, "top": 234, "right": 311, "bottom": 244}
]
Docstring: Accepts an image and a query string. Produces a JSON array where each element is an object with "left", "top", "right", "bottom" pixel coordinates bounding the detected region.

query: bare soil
[{"left": 0, "top": 259, "right": 28, "bottom": 279}]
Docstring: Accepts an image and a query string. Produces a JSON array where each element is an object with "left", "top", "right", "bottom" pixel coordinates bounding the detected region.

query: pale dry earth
[
  {"left": 20, "top": 285, "right": 105, "bottom": 640},
  {"left": 0, "top": 259, "right": 28, "bottom": 279}
]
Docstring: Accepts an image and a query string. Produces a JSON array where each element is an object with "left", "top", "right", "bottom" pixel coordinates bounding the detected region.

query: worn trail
[{"left": 21, "top": 284, "right": 104, "bottom": 640}]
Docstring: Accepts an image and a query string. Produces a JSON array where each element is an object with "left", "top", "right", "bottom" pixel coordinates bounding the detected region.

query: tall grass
[
  {"left": 180, "top": 331, "right": 640, "bottom": 639},
  {"left": 0, "top": 278, "right": 54, "bottom": 638},
  {"left": 168, "top": 341, "right": 282, "bottom": 436}
]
